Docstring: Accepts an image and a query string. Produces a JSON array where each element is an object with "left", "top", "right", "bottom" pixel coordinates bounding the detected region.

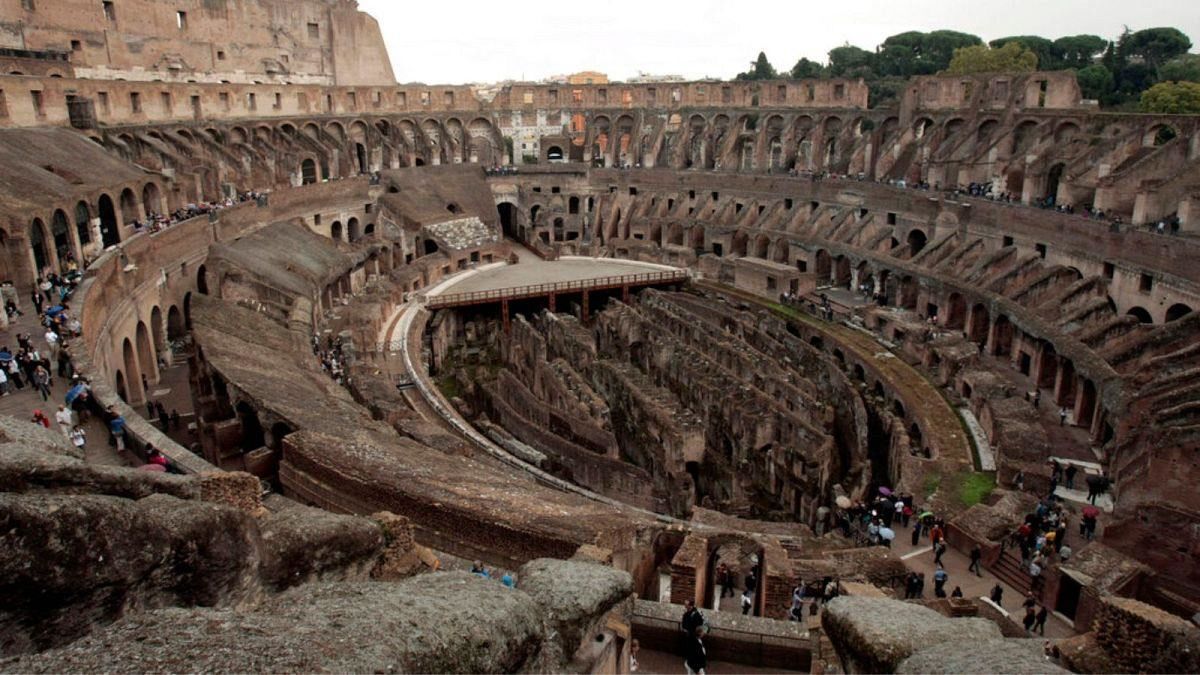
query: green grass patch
[
  {"left": 923, "top": 472, "right": 942, "bottom": 497},
  {"left": 957, "top": 472, "right": 996, "bottom": 507}
]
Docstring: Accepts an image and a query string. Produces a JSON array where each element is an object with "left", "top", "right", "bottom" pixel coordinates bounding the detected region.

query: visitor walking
[{"left": 968, "top": 544, "right": 983, "bottom": 576}]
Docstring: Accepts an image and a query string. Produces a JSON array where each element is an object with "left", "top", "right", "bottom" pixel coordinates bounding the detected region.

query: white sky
[{"left": 356, "top": 0, "right": 1200, "bottom": 85}]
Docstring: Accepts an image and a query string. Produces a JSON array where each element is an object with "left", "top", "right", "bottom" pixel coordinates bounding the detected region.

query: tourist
[
  {"left": 1059, "top": 407, "right": 1068, "bottom": 426},
  {"left": 1013, "top": 470, "right": 1025, "bottom": 491},
  {"left": 31, "top": 409, "right": 50, "bottom": 428},
  {"left": 1023, "top": 606, "right": 1037, "bottom": 633},
  {"left": 683, "top": 625, "right": 707, "bottom": 675},
  {"left": 501, "top": 573, "right": 515, "bottom": 588},
  {"left": 911, "top": 519, "right": 922, "bottom": 546},
  {"left": 716, "top": 562, "right": 732, "bottom": 598},
  {"left": 32, "top": 365, "right": 51, "bottom": 402},
  {"left": 913, "top": 573, "right": 924, "bottom": 599},
  {"left": 54, "top": 405, "right": 73, "bottom": 438},
  {"left": 147, "top": 446, "right": 169, "bottom": 468},
  {"left": 69, "top": 424, "right": 87, "bottom": 451},
  {"left": 741, "top": 588, "right": 753, "bottom": 615},
  {"left": 629, "top": 638, "right": 640, "bottom": 673},
  {"left": 968, "top": 543, "right": 983, "bottom": 576},
  {"left": 1033, "top": 605, "right": 1049, "bottom": 635},
  {"left": 680, "top": 599, "right": 705, "bottom": 636},
  {"left": 789, "top": 585, "right": 805, "bottom": 620},
  {"left": 108, "top": 407, "right": 127, "bottom": 451},
  {"left": 950, "top": 586, "right": 963, "bottom": 598},
  {"left": 933, "top": 566, "right": 948, "bottom": 598},
  {"left": 44, "top": 327, "right": 60, "bottom": 359},
  {"left": 933, "top": 539, "right": 947, "bottom": 566},
  {"left": 990, "top": 583, "right": 1004, "bottom": 607}
]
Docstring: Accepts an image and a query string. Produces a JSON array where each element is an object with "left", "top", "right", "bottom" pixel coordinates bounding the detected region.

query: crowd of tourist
[
  {"left": 132, "top": 190, "right": 265, "bottom": 235},
  {"left": 312, "top": 332, "right": 350, "bottom": 389}
]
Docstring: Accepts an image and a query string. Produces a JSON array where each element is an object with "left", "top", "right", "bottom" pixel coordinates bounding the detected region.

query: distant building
[{"left": 567, "top": 71, "right": 609, "bottom": 85}]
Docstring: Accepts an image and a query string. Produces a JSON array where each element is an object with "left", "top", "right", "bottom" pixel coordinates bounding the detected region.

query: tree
[
  {"left": 1159, "top": 54, "right": 1200, "bottom": 83},
  {"left": 1054, "top": 35, "right": 1107, "bottom": 69},
  {"left": 790, "top": 57, "right": 826, "bottom": 79},
  {"left": 945, "top": 42, "right": 1037, "bottom": 74},
  {"left": 1076, "top": 64, "right": 1115, "bottom": 100},
  {"left": 736, "top": 52, "right": 778, "bottom": 81},
  {"left": 1139, "top": 80, "right": 1200, "bottom": 113},
  {"left": 1124, "top": 27, "right": 1192, "bottom": 70},
  {"left": 827, "top": 44, "right": 875, "bottom": 77},
  {"left": 990, "top": 36, "right": 1062, "bottom": 70}
]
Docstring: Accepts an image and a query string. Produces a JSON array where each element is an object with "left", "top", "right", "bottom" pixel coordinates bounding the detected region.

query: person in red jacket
[{"left": 31, "top": 409, "right": 50, "bottom": 428}]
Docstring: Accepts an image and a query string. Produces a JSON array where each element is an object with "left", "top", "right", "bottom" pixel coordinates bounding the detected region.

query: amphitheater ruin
[{"left": 1, "top": 1, "right": 1199, "bottom": 673}]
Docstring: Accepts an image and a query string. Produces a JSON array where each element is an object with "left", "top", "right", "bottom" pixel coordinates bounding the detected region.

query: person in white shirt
[
  {"left": 55, "top": 405, "right": 74, "bottom": 438},
  {"left": 44, "top": 329, "right": 60, "bottom": 358},
  {"left": 69, "top": 425, "right": 87, "bottom": 450}
]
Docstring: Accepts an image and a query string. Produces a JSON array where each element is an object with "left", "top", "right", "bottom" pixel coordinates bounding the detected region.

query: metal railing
[{"left": 426, "top": 269, "right": 688, "bottom": 308}]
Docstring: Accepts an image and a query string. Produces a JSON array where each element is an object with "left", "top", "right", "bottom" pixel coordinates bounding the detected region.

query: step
[{"left": 1053, "top": 485, "right": 1114, "bottom": 512}]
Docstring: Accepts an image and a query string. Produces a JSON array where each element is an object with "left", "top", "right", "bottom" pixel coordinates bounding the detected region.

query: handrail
[{"left": 426, "top": 269, "right": 687, "bottom": 308}]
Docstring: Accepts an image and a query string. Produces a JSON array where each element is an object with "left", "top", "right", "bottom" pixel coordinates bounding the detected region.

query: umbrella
[
  {"left": 878, "top": 486, "right": 893, "bottom": 496},
  {"left": 46, "top": 305, "right": 65, "bottom": 317},
  {"left": 1081, "top": 505, "right": 1100, "bottom": 518},
  {"left": 65, "top": 383, "right": 86, "bottom": 405},
  {"left": 835, "top": 496, "right": 852, "bottom": 509},
  {"left": 0, "top": 349, "right": 11, "bottom": 363},
  {"left": 918, "top": 511, "right": 934, "bottom": 519},
  {"left": 137, "top": 464, "right": 167, "bottom": 472},
  {"left": 879, "top": 527, "right": 896, "bottom": 541}
]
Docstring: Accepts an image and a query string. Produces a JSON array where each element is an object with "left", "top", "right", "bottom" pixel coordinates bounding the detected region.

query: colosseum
[{"left": 1, "top": 1, "right": 1198, "bottom": 672}]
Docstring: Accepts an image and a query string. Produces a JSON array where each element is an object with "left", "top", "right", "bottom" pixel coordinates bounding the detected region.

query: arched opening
[
  {"left": 115, "top": 369, "right": 128, "bottom": 403},
  {"left": 150, "top": 306, "right": 166, "bottom": 356},
  {"left": 992, "top": 314, "right": 1014, "bottom": 356},
  {"left": 1165, "top": 303, "right": 1193, "bottom": 323},
  {"left": 906, "top": 229, "right": 927, "bottom": 256},
  {"left": 98, "top": 194, "right": 120, "bottom": 247},
  {"left": 945, "top": 292, "right": 967, "bottom": 330},
  {"left": 815, "top": 249, "right": 831, "bottom": 280},
  {"left": 753, "top": 234, "right": 770, "bottom": 259},
  {"left": 446, "top": 203, "right": 463, "bottom": 214},
  {"left": 235, "top": 401, "right": 265, "bottom": 452},
  {"left": 731, "top": 231, "right": 748, "bottom": 257},
  {"left": 29, "top": 218, "right": 53, "bottom": 274},
  {"left": 546, "top": 145, "right": 564, "bottom": 161},
  {"left": 142, "top": 182, "right": 163, "bottom": 215},
  {"left": 348, "top": 217, "right": 360, "bottom": 242},
  {"left": 331, "top": 221, "right": 343, "bottom": 241},
  {"left": 197, "top": 264, "right": 209, "bottom": 295},
  {"left": 355, "top": 142, "right": 368, "bottom": 174},
  {"left": 568, "top": 196, "right": 580, "bottom": 215},
  {"left": 424, "top": 239, "right": 439, "bottom": 255},
  {"left": 183, "top": 292, "right": 192, "bottom": 329},
  {"left": 301, "top": 158, "right": 318, "bottom": 185},
  {"left": 1126, "top": 306, "right": 1153, "bottom": 324},
  {"left": 122, "top": 337, "right": 143, "bottom": 404},
  {"left": 51, "top": 210, "right": 73, "bottom": 266},
  {"left": 136, "top": 320, "right": 157, "bottom": 385},
  {"left": 74, "top": 200, "right": 92, "bottom": 246},
  {"left": 530, "top": 204, "right": 541, "bottom": 226},
  {"left": 968, "top": 303, "right": 990, "bottom": 345},
  {"left": 899, "top": 276, "right": 918, "bottom": 309},
  {"left": 119, "top": 188, "right": 139, "bottom": 225},
  {"left": 1045, "top": 163, "right": 1065, "bottom": 203},
  {"left": 834, "top": 256, "right": 851, "bottom": 288},
  {"left": 773, "top": 238, "right": 790, "bottom": 264},
  {"left": 1145, "top": 125, "right": 1177, "bottom": 147},
  {"left": 498, "top": 202, "right": 518, "bottom": 239},
  {"left": 167, "top": 305, "right": 185, "bottom": 340}
]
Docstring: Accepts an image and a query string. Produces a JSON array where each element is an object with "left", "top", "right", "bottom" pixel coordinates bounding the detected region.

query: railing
[{"left": 426, "top": 269, "right": 688, "bottom": 308}]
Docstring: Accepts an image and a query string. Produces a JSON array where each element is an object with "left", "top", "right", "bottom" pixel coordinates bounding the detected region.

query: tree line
[{"left": 734, "top": 28, "right": 1199, "bottom": 113}]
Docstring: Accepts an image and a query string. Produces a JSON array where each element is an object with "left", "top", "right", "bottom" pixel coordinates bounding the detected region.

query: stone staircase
[{"left": 989, "top": 547, "right": 1034, "bottom": 598}]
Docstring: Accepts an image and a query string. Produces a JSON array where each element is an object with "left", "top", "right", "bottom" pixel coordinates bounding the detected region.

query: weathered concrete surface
[
  {"left": 257, "top": 494, "right": 385, "bottom": 590},
  {"left": 821, "top": 596, "right": 1002, "bottom": 673},
  {"left": 518, "top": 558, "right": 633, "bottom": 664},
  {"left": 1, "top": 569, "right": 626, "bottom": 673},
  {"left": 897, "top": 638, "right": 1066, "bottom": 674}
]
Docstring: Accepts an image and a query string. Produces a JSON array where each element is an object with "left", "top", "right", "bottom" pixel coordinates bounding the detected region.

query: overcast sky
[{"left": 356, "top": 0, "right": 1199, "bottom": 84}]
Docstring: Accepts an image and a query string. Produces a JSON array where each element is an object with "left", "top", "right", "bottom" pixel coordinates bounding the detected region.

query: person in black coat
[{"left": 683, "top": 626, "right": 707, "bottom": 675}]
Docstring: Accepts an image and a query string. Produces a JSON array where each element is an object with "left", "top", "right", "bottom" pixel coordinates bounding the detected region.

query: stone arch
[
  {"left": 1045, "top": 162, "right": 1066, "bottom": 201},
  {"left": 1165, "top": 303, "right": 1193, "bottom": 323},
  {"left": 122, "top": 337, "right": 143, "bottom": 404},
  {"left": 968, "top": 303, "right": 990, "bottom": 344},
  {"left": 50, "top": 209, "right": 73, "bottom": 267},
  {"left": 906, "top": 228, "right": 927, "bottom": 255},
  {"left": 74, "top": 200, "right": 92, "bottom": 246},
  {"left": 945, "top": 292, "right": 967, "bottom": 330},
  {"left": 1054, "top": 121, "right": 1081, "bottom": 143},
  {"left": 142, "top": 182, "right": 163, "bottom": 215},
  {"left": 1126, "top": 306, "right": 1153, "bottom": 324},
  {"left": 167, "top": 304, "right": 185, "bottom": 340},
  {"left": 115, "top": 369, "right": 128, "bottom": 403},
  {"left": 772, "top": 238, "right": 789, "bottom": 264},
  {"left": 197, "top": 264, "right": 209, "bottom": 295},
  {"left": 667, "top": 222, "right": 684, "bottom": 246},
  {"left": 29, "top": 217, "right": 54, "bottom": 274},
  {"left": 1144, "top": 124, "right": 1177, "bottom": 147},
  {"left": 898, "top": 275, "right": 918, "bottom": 309},
  {"left": 976, "top": 119, "right": 999, "bottom": 142},
  {"left": 150, "top": 306, "right": 166, "bottom": 355},
  {"left": 814, "top": 249, "right": 831, "bottom": 280},
  {"left": 992, "top": 314, "right": 1014, "bottom": 355},
  {"left": 331, "top": 221, "right": 343, "bottom": 241},
  {"left": 348, "top": 217, "right": 360, "bottom": 242},
  {"left": 498, "top": 202, "right": 518, "bottom": 239},
  {"left": 98, "top": 193, "right": 120, "bottom": 247},
  {"left": 546, "top": 145, "right": 565, "bottom": 161},
  {"left": 119, "top": 188, "right": 139, "bottom": 225},
  {"left": 753, "top": 233, "right": 770, "bottom": 259},
  {"left": 301, "top": 158, "right": 318, "bottom": 185},
  {"left": 1011, "top": 119, "right": 1039, "bottom": 154},
  {"left": 833, "top": 256, "right": 851, "bottom": 288},
  {"left": 731, "top": 230, "right": 748, "bottom": 257},
  {"left": 136, "top": 320, "right": 157, "bottom": 385}
]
